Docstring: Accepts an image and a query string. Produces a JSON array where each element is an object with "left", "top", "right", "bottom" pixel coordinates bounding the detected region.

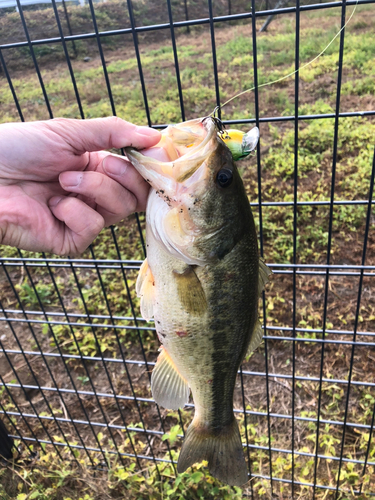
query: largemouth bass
[{"left": 126, "top": 117, "right": 270, "bottom": 486}]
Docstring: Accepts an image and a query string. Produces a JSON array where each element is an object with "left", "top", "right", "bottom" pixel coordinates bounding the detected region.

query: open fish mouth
[{"left": 125, "top": 117, "right": 218, "bottom": 195}]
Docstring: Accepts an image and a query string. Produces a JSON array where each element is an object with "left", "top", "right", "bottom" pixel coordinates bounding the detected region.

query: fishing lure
[{"left": 205, "top": 107, "right": 260, "bottom": 161}]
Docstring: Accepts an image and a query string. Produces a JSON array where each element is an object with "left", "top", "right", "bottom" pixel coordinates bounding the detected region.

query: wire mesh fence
[{"left": 0, "top": 0, "right": 375, "bottom": 497}]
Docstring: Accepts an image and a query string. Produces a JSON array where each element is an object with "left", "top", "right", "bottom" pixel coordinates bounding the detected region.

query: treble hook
[{"left": 206, "top": 105, "right": 229, "bottom": 138}]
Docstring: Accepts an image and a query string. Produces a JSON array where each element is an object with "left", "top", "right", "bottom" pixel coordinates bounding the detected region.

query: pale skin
[{"left": 0, "top": 117, "right": 164, "bottom": 255}]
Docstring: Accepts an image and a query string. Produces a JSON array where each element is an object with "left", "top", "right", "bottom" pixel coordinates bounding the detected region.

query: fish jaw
[{"left": 125, "top": 117, "right": 217, "bottom": 202}]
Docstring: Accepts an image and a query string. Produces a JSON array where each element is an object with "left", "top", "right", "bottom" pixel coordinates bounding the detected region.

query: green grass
[
  {"left": 2, "top": 9, "right": 375, "bottom": 123},
  {"left": 1, "top": 397, "right": 374, "bottom": 499},
  {"left": 1, "top": 4, "right": 375, "bottom": 499},
  {"left": 0, "top": 453, "right": 245, "bottom": 500}
]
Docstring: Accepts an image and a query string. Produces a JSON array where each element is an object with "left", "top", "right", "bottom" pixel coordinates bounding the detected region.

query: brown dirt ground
[{"left": 1, "top": 6, "right": 375, "bottom": 499}]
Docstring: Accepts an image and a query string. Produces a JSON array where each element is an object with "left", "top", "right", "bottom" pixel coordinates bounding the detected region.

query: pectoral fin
[
  {"left": 173, "top": 266, "right": 207, "bottom": 315},
  {"left": 136, "top": 259, "right": 148, "bottom": 296},
  {"left": 258, "top": 259, "right": 272, "bottom": 295},
  {"left": 136, "top": 258, "right": 155, "bottom": 321},
  {"left": 151, "top": 347, "right": 190, "bottom": 410}
]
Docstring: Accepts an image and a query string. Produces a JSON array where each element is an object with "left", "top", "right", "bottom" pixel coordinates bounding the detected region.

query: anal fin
[
  {"left": 136, "top": 258, "right": 155, "bottom": 321},
  {"left": 151, "top": 347, "right": 190, "bottom": 410}
]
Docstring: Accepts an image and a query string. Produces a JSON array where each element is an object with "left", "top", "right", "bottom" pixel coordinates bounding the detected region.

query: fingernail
[
  {"left": 103, "top": 156, "right": 127, "bottom": 176},
  {"left": 60, "top": 171, "right": 83, "bottom": 188},
  {"left": 48, "top": 196, "right": 63, "bottom": 207},
  {"left": 135, "top": 126, "right": 161, "bottom": 138}
]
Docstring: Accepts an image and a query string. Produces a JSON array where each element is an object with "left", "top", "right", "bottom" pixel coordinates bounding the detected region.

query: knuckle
[
  {"left": 71, "top": 243, "right": 87, "bottom": 256},
  {"left": 48, "top": 117, "right": 70, "bottom": 131},
  {"left": 95, "top": 173, "right": 106, "bottom": 190},
  {"left": 90, "top": 214, "right": 105, "bottom": 235},
  {"left": 88, "top": 171, "right": 105, "bottom": 191},
  {"left": 51, "top": 117, "right": 69, "bottom": 125},
  {"left": 68, "top": 244, "right": 83, "bottom": 257},
  {"left": 105, "top": 116, "right": 123, "bottom": 128},
  {"left": 121, "top": 190, "right": 137, "bottom": 215},
  {"left": 69, "top": 214, "right": 104, "bottom": 255},
  {"left": 78, "top": 172, "right": 105, "bottom": 197},
  {"left": 103, "top": 116, "right": 134, "bottom": 148}
]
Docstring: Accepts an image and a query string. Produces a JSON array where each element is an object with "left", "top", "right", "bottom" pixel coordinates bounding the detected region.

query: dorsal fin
[
  {"left": 246, "top": 321, "right": 263, "bottom": 358},
  {"left": 258, "top": 259, "right": 272, "bottom": 296}
]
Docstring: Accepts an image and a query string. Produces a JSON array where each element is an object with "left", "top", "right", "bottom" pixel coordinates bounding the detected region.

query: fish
[{"left": 125, "top": 117, "right": 271, "bottom": 486}]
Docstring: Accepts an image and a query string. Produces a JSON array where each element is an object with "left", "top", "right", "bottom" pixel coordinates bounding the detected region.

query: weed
[
  {"left": 0, "top": 451, "right": 245, "bottom": 500},
  {"left": 1, "top": 5, "right": 375, "bottom": 499},
  {"left": 16, "top": 281, "right": 53, "bottom": 308}
]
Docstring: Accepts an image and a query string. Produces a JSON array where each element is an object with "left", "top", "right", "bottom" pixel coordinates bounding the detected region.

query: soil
[{"left": 1, "top": 4, "right": 375, "bottom": 499}]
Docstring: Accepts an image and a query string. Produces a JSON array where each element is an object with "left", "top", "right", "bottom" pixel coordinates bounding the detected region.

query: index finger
[{"left": 45, "top": 116, "right": 161, "bottom": 154}]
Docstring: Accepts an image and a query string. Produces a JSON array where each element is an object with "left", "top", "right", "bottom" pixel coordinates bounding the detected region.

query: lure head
[
  {"left": 125, "top": 117, "right": 258, "bottom": 265},
  {"left": 220, "top": 127, "right": 259, "bottom": 161}
]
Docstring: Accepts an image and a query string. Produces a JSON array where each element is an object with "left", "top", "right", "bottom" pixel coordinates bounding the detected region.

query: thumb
[{"left": 49, "top": 116, "right": 161, "bottom": 154}]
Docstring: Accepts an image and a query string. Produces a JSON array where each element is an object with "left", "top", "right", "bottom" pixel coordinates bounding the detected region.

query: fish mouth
[{"left": 125, "top": 118, "right": 217, "bottom": 196}]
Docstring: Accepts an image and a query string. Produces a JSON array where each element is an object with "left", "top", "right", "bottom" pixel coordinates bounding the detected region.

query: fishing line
[{"left": 212, "top": 0, "right": 359, "bottom": 116}]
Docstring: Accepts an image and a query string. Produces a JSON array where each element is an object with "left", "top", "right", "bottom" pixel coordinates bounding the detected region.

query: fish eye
[{"left": 216, "top": 168, "right": 233, "bottom": 188}]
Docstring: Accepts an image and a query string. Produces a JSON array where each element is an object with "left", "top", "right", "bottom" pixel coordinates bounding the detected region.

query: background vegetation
[{"left": 0, "top": 0, "right": 375, "bottom": 498}]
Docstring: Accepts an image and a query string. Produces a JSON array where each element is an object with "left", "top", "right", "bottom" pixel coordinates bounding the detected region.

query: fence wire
[{"left": 0, "top": 0, "right": 375, "bottom": 498}]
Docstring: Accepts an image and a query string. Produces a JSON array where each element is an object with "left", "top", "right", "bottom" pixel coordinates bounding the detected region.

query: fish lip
[
  {"left": 127, "top": 117, "right": 214, "bottom": 159},
  {"left": 125, "top": 117, "right": 217, "bottom": 189}
]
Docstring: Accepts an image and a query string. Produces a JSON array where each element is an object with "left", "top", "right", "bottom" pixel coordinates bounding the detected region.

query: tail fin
[{"left": 177, "top": 416, "right": 248, "bottom": 486}]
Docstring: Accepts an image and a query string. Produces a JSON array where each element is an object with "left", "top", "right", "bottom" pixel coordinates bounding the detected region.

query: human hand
[{"left": 0, "top": 117, "right": 161, "bottom": 255}]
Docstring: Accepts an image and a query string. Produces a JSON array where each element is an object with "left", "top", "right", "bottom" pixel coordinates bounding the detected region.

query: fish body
[{"left": 126, "top": 118, "right": 269, "bottom": 486}]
